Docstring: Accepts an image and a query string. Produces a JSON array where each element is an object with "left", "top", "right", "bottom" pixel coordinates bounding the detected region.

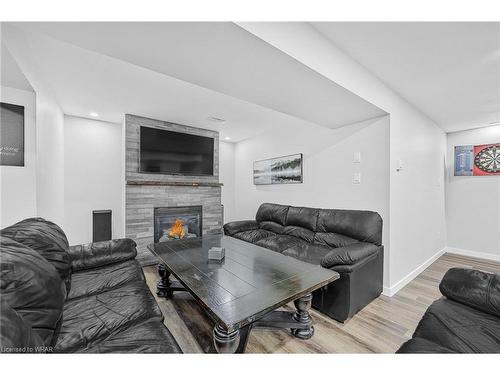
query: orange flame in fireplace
[{"left": 168, "top": 218, "right": 186, "bottom": 239}]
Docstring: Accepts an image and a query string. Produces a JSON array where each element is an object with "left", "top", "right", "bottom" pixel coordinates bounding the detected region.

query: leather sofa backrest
[
  {"left": 0, "top": 236, "right": 66, "bottom": 347},
  {"left": 256, "top": 203, "right": 289, "bottom": 235},
  {"left": 285, "top": 206, "right": 319, "bottom": 231},
  {"left": 1, "top": 218, "right": 71, "bottom": 282},
  {"left": 255, "top": 203, "right": 383, "bottom": 246},
  {"left": 316, "top": 209, "right": 383, "bottom": 246},
  {"left": 256, "top": 203, "right": 289, "bottom": 225},
  {"left": 281, "top": 206, "right": 319, "bottom": 243},
  {"left": 1, "top": 218, "right": 72, "bottom": 296}
]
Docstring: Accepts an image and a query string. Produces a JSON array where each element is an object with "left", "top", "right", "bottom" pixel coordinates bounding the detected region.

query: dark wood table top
[{"left": 148, "top": 234, "right": 339, "bottom": 332}]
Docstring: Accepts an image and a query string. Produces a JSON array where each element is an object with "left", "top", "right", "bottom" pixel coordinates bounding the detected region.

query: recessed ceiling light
[
  {"left": 89, "top": 112, "right": 99, "bottom": 117},
  {"left": 224, "top": 136, "right": 231, "bottom": 141},
  {"left": 207, "top": 116, "right": 226, "bottom": 124}
]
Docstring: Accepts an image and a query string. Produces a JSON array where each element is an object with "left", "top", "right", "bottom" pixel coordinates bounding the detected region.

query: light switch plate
[
  {"left": 353, "top": 173, "right": 361, "bottom": 184},
  {"left": 353, "top": 152, "right": 361, "bottom": 163}
]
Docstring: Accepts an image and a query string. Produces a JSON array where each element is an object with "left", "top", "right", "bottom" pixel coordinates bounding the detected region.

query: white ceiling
[
  {"left": 3, "top": 28, "right": 312, "bottom": 142},
  {"left": 2, "top": 22, "right": 385, "bottom": 142},
  {"left": 312, "top": 22, "right": 500, "bottom": 133},
  {"left": 3, "top": 22, "right": 498, "bottom": 136},
  {"left": 1, "top": 43, "right": 34, "bottom": 92}
]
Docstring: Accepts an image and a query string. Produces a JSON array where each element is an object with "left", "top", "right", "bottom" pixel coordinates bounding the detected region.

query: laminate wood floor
[{"left": 143, "top": 252, "right": 500, "bottom": 353}]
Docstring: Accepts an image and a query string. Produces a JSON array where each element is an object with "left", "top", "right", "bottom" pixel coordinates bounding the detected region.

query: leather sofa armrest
[
  {"left": 320, "top": 242, "right": 380, "bottom": 269},
  {"left": 68, "top": 238, "right": 137, "bottom": 271},
  {"left": 223, "top": 220, "right": 260, "bottom": 236},
  {"left": 439, "top": 268, "right": 500, "bottom": 318}
]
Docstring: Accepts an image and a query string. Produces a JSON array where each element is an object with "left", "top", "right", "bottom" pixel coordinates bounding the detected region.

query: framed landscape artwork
[
  {"left": 253, "top": 153, "right": 303, "bottom": 185},
  {"left": 0, "top": 102, "right": 25, "bottom": 166},
  {"left": 454, "top": 143, "right": 500, "bottom": 176}
]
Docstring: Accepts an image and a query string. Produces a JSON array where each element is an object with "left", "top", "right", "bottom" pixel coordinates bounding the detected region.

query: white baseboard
[
  {"left": 445, "top": 246, "right": 500, "bottom": 262},
  {"left": 382, "top": 246, "right": 500, "bottom": 297},
  {"left": 382, "top": 247, "right": 446, "bottom": 297}
]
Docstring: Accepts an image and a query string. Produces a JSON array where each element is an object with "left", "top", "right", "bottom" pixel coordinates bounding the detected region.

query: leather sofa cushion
[
  {"left": 439, "top": 268, "right": 500, "bottom": 318},
  {"left": 256, "top": 203, "right": 289, "bottom": 226},
  {"left": 232, "top": 229, "right": 275, "bottom": 244},
  {"left": 282, "top": 226, "right": 315, "bottom": 243},
  {"left": 67, "top": 260, "right": 145, "bottom": 300},
  {"left": 412, "top": 298, "right": 500, "bottom": 353},
  {"left": 259, "top": 221, "right": 284, "bottom": 234},
  {"left": 397, "top": 337, "right": 455, "bottom": 353},
  {"left": 0, "top": 301, "right": 45, "bottom": 353},
  {"left": 284, "top": 206, "right": 319, "bottom": 231},
  {"left": 0, "top": 218, "right": 71, "bottom": 281},
  {"left": 78, "top": 319, "right": 182, "bottom": 353},
  {"left": 0, "top": 236, "right": 66, "bottom": 346},
  {"left": 314, "top": 232, "right": 359, "bottom": 248},
  {"left": 320, "top": 242, "right": 380, "bottom": 269},
  {"left": 282, "top": 243, "right": 331, "bottom": 265},
  {"left": 223, "top": 220, "right": 259, "bottom": 236},
  {"left": 316, "top": 209, "right": 382, "bottom": 246},
  {"left": 68, "top": 238, "right": 137, "bottom": 271},
  {"left": 255, "top": 235, "right": 306, "bottom": 253},
  {"left": 55, "top": 281, "right": 163, "bottom": 352}
]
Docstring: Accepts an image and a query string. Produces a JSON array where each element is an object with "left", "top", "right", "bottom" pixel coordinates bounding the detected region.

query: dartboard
[{"left": 474, "top": 145, "right": 500, "bottom": 173}]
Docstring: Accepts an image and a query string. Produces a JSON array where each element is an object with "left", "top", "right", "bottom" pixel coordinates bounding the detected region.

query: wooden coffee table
[{"left": 148, "top": 234, "right": 339, "bottom": 353}]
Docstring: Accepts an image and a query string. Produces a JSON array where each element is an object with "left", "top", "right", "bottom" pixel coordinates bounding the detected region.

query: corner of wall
[{"left": 383, "top": 246, "right": 446, "bottom": 297}]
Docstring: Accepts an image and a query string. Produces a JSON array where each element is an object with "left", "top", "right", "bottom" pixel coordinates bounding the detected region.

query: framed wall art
[
  {"left": 0, "top": 102, "right": 25, "bottom": 166},
  {"left": 454, "top": 143, "right": 499, "bottom": 176},
  {"left": 253, "top": 153, "right": 303, "bottom": 185}
]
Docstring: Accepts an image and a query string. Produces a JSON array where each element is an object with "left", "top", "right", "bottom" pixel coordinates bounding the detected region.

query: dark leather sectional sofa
[
  {"left": 223, "top": 203, "right": 384, "bottom": 322},
  {"left": 0, "top": 218, "right": 181, "bottom": 353},
  {"left": 398, "top": 268, "right": 500, "bottom": 353}
]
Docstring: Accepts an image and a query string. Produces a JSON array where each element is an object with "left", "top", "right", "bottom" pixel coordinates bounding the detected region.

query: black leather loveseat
[
  {"left": 223, "top": 203, "right": 384, "bottom": 322},
  {"left": 397, "top": 268, "right": 500, "bottom": 353},
  {"left": 0, "top": 218, "right": 181, "bottom": 353}
]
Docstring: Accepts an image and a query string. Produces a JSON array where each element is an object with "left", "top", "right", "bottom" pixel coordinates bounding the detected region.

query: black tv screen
[{"left": 140, "top": 127, "right": 214, "bottom": 175}]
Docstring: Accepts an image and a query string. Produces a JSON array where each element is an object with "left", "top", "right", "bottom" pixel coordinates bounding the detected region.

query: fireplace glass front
[{"left": 154, "top": 206, "right": 202, "bottom": 242}]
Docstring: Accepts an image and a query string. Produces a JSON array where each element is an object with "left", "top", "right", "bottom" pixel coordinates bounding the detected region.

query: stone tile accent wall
[{"left": 125, "top": 114, "right": 222, "bottom": 265}]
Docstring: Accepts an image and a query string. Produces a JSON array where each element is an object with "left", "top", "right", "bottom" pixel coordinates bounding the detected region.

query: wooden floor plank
[{"left": 143, "top": 252, "right": 500, "bottom": 353}]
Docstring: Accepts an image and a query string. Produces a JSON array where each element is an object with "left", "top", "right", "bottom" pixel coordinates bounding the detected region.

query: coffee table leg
[
  {"left": 292, "top": 292, "right": 314, "bottom": 339},
  {"left": 213, "top": 324, "right": 240, "bottom": 353},
  {"left": 156, "top": 263, "right": 173, "bottom": 298}
]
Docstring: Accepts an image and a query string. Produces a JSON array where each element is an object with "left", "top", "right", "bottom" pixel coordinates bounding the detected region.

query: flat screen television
[{"left": 140, "top": 126, "right": 214, "bottom": 175}]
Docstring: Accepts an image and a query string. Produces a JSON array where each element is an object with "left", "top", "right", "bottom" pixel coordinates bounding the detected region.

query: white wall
[
  {"left": 219, "top": 141, "right": 236, "bottom": 223},
  {"left": 388, "top": 106, "right": 447, "bottom": 293},
  {"left": 64, "top": 115, "right": 124, "bottom": 245},
  {"left": 446, "top": 125, "right": 500, "bottom": 260},
  {"left": 0, "top": 86, "right": 37, "bottom": 227},
  {"left": 3, "top": 24, "right": 66, "bottom": 227},
  {"left": 237, "top": 23, "right": 447, "bottom": 293},
  {"left": 233, "top": 116, "right": 391, "bottom": 284},
  {"left": 35, "top": 92, "right": 65, "bottom": 226}
]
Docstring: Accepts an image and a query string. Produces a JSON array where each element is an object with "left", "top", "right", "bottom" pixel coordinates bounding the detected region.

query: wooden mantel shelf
[{"left": 127, "top": 180, "right": 223, "bottom": 187}]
